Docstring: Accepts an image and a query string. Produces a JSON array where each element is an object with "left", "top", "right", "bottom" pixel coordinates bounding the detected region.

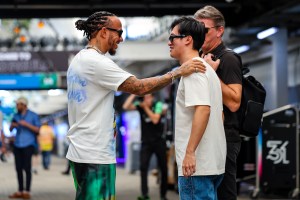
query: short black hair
[
  {"left": 75, "top": 11, "right": 116, "bottom": 40},
  {"left": 170, "top": 16, "right": 206, "bottom": 51}
]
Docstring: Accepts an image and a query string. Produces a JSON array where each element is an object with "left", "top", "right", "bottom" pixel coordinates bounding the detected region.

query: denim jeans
[
  {"left": 42, "top": 151, "right": 51, "bottom": 169},
  {"left": 178, "top": 174, "right": 224, "bottom": 200}
]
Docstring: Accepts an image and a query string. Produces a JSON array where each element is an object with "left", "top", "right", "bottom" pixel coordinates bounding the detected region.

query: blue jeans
[
  {"left": 178, "top": 174, "right": 224, "bottom": 200},
  {"left": 42, "top": 151, "right": 51, "bottom": 169}
]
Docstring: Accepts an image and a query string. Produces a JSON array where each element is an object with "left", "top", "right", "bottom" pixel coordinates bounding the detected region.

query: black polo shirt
[{"left": 211, "top": 42, "right": 243, "bottom": 142}]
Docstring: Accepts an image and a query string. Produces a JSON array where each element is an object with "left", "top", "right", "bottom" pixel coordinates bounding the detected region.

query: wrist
[
  {"left": 186, "top": 148, "right": 195, "bottom": 155},
  {"left": 167, "top": 71, "right": 175, "bottom": 83}
]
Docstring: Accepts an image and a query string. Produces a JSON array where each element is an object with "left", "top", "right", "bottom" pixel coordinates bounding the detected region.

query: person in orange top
[{"left": 38, "top": 122, "right": 55, "bottom": 170}]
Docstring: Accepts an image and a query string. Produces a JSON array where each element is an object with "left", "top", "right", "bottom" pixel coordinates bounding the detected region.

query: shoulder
[
  {"left": 28, "top": 110, "right": 39, "bottom": 117},
  {"left": 155, "top": 101, "right": 163, "bottom": 107},
  {"left": 220, "top": 51, "right": 242, "bottom": 69},
  {"left": 222, "top": 51, "right": 240, "bottom": 62}
]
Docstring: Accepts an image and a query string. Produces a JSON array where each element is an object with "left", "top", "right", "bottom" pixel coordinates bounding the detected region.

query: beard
[
  {"left": 108, "top": 36, "right": 116, "bottom": 56},
  {"left": 109, "top": 48, "right": 116, "bottom": 56}
]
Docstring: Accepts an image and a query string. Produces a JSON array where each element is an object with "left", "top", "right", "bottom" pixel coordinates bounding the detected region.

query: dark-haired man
[
  {"left": 66, "top": 11, "right": 206, "bottom": 200},
  {"left": 169, "top": 16, "right": 226, "bottom": 200},
  {"left": 194, "top": 5, "right": 243, "bottom": 200}
]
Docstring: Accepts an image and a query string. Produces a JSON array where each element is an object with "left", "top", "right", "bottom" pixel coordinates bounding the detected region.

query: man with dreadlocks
[{"left": 66, "top": 11, "right": 206, "bottom": 200}]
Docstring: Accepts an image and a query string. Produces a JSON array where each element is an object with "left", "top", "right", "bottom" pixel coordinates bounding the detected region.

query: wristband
[{"left": 167, "top": 71, "right": 175, "bottom": 84}]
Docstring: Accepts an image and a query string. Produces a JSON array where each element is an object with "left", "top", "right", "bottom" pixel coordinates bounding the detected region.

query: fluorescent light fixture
[
  {"left": 257, "top": 27, "right": 278, "bottom": 39},
  {"left": 233, "top": 45, "right": 250, "bottom": 54},
  {"left": 48, "top": 89, "right": 64, "bottom": 96}
]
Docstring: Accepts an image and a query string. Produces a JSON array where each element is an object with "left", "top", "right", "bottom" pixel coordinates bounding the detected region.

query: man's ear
[
  {"left": 185, "top": 35, "right": 193, "bottom": 45},
  {"left": 217, "top": 26, "right": 224, "bottom": 38},
  {"left": 99, "top": 28, "right": 107, "bottom": 39}
]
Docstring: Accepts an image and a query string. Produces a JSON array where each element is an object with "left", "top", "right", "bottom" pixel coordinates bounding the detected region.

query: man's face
[
  {"left": 168, "top": 25, "right": 186, "bottom": 60},
  {"left": 16, "top": 103, "right": 26, "bottom": 113},
  {"left": 196, "top": 18, "right": 221, "bottom": 53},
  {"left": 143, "top": 94, "right": 153, "bottom": 106},
  {"left": 107, "top": 16, "right": 124, "bottom": 56}
]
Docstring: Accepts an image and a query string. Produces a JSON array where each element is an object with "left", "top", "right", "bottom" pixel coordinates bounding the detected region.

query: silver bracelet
[{"left": 167, "top": 71, "right": 175, "bottom": 84}]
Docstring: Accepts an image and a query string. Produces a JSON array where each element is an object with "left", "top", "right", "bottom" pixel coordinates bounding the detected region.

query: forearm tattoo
[{"left": 119, "top": 73, "right": 173, "bottom": 95}]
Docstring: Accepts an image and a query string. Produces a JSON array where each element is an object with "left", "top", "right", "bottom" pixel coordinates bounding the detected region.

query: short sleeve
[
  {"left": 183, "top": 73, "right": 211, "bottom": 107},
  {"left": 218, "top": 53, "right": 242, "bottom": 85},
  {"left": 33, "top": 113, "right": 41, "bottom": 128},
  {"left": 154, "top": 102, "right": 163, "bottom": 114},
  {"left": 93, "top": 56, "right": 133, "bottom": 91}
]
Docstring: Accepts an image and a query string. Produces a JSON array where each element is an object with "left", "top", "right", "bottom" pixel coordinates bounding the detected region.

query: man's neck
[
  {"left": 202, "top": 40, "right": 222, "bottom": 54},
  {"left": 21, "top": 108, "right": 27, "bottom": 116},
  {"left": 179, "top": 50, "right": 200, "bottom": 65},
  {"left": 88, "top": 40, "right": 106, "bottom": 54}
]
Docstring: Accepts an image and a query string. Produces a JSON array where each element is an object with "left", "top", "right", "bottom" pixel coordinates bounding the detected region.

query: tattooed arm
[{"left": 118, "top": 59, "right": 205, "bottom": 95}]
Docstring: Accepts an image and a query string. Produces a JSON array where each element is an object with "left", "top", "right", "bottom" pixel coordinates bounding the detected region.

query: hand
[
  {"left": 139, "top": 101, "right": 148, "bottom": 109},
  {"left": 204, "top": 53, "right": 220, "bottom": 71},
  {"left": 182, "top": 151, "right": 196, "bottom": 177},
  {"left": 18, "top": 120, "right": 28, "bottom": 127},
  {"left": 179, "top": 59, "right": 206, "bottom": 77},
  {"left": 11, "top": 122, "right": 19, "bottom": 128}
]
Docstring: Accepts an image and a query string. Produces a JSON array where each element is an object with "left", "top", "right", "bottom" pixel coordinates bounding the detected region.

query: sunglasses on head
[{"left": 168, "top": 34, "right": 187, "bottom": 42}]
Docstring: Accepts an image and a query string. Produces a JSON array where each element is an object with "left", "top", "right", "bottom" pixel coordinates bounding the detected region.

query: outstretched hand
[{"left": 179, "top": 59, "right": 206, "bottom": 77}]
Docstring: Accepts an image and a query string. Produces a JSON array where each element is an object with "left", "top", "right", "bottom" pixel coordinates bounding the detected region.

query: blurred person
[
  {"left": 9, "top": 97, "right": 41, "bottom": 200},
  {"left": 66, "top": 11, "right": 206, "bottom": 200},
  {"left": 194, "top": 6, "right": 243, "bottom": 200},
  {"left": 169, "top": 16, "right": 226, "bottom": 199},
  {"left": 38, "top": 121, "right": 55, "bottom": 170},
  {"left": 123, "top": 94, "right": 168, "bottom": 200},
  {"left": 0, "top": 108, "right": 7, "bottom": 162},
  {"left": 31, "top": 138, "right": 39, "bottom": 174}
]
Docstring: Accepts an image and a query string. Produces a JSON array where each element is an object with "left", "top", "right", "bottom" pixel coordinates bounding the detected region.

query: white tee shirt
[
  {"left": 66, "top": 49, "right": 133, "bottom": 164},
  {"left": 175, "top": 57, "right": 226, "bottom": 176}
]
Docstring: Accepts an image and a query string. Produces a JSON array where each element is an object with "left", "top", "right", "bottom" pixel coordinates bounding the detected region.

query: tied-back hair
[
  {"left": 75, "top": 11, "right": 116, "bottom": 40},
  {"left": 170, "top": 16, "right": 206, "bottom": 51}
]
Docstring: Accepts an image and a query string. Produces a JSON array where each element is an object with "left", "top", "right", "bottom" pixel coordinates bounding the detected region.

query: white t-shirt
[
  {"left": 175, "top": 57, "right": 226, "bottom": 176},
  {"left": 66, "top": 49, "right": 133, "bottom": 164}
]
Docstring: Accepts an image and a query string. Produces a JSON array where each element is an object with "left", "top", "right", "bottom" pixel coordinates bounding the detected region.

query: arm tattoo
[{"left": 118, "top": 74, "right": 172, "bottom": 95}]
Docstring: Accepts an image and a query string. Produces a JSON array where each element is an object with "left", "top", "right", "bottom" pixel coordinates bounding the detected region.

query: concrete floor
[{"left": 0, "top": 155, "right": 268, "bottom": 200}]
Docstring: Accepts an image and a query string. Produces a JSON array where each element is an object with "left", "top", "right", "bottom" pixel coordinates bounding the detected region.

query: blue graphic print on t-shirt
[{"left": 67, "top": 69, "right": 87, "bottom": 104}]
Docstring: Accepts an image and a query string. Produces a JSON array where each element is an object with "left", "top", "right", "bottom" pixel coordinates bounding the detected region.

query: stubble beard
[{"left": 108, "top": 36, "right": 116, "bottom": 56}]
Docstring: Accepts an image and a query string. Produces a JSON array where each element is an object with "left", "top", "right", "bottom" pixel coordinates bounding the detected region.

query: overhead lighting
[
  {"left": 13, "top": 26, "right": 20, "bottom": 34},
  {"left": 48, "top": 89, "right": 64, "bottom": 96},
  {"left": 233, "top": 45, "right": 250, "bottom": 54},
  {"left": 38, "top": 20, "right": 45, "bottom": 28},
  {"left": 257, "top": 27, "right": 278, "bottom": 39}
]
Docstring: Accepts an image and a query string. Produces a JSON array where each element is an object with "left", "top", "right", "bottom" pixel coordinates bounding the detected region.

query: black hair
[
  {"left": 170, "top": 16, "right": 206, "bottom": 51},
  {"left": 75, "top": 11, "right": 116, "bottom": 40}
]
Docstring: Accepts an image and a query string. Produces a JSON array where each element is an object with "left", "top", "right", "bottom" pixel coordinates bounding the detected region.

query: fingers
[
  {"left": 193, "top": 60, "right": 206, "bottom": 73},
  {"left": 182, "top": 164, "right": 196, "bottom": 177}
]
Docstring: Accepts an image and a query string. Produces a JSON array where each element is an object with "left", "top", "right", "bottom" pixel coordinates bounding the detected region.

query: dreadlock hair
[{"left": 75, "top": 11, "right": 116, "bottom": 41}]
